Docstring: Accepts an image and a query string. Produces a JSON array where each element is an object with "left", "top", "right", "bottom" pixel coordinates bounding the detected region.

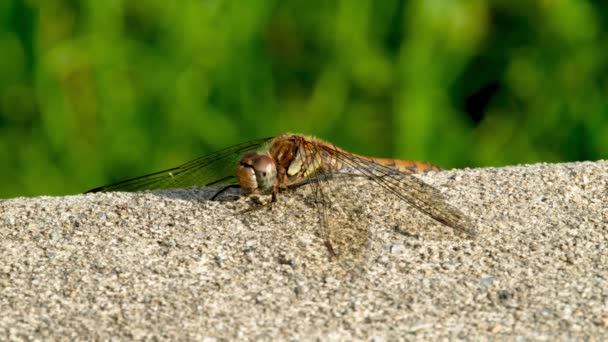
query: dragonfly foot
[{"left": 240, "top": 195, "right": 274, "bottom": 214}]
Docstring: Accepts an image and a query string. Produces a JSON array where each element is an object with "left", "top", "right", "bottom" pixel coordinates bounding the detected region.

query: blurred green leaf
[{"left": 0, "top": 0, "right": 606, "bottom": 197}]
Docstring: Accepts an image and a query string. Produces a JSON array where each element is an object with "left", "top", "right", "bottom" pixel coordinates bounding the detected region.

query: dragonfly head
[{"left": 236, "top": 151, "right": 277, "bottom": 194}]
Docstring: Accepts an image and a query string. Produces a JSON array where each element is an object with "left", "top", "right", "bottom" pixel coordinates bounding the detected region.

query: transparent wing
[
  {"left": 86, "top": 137, "right": 273, "bottom": 193},
  {"left": 297, "top": 141, "right": 373, "bottom": 270},
  {"left": 320, "top": 145, "right": 477, "bottom": 237}
]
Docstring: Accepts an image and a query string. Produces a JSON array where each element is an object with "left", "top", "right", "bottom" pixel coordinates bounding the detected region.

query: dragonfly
[{"left": 87, "top": 133, "right": 476, "bottom": 257}]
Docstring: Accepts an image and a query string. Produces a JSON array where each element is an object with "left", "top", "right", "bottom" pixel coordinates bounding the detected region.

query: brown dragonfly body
[
  {"left": 87, "top": 133, "right": 475, "bottom": 244},
  {"left": 236, "top": 134, "right": 440, "bottom": 195}
]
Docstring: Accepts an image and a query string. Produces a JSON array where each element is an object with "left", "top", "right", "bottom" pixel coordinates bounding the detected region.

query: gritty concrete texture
[{"left": 1, "top": 161, "right": 607, "bottom": 340}]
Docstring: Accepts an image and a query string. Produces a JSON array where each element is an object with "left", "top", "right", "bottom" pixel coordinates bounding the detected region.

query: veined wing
[
  {"left": 295, "top": 140, "right": 371, "bottom": 265},
  {"left": 317, "top": 144, "right": 477, "bottom": 237},
  {"left": 86, "top": 137, "right": 273, "bottom": 193}
]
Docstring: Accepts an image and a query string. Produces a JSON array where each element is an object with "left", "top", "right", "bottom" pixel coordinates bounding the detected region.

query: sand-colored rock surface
[{"left": 1, "top": 161, "right": 607, "bottom": 340}]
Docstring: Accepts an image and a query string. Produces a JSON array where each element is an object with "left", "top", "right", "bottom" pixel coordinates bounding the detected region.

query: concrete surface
[{"left": 0, "top": 161, "right": 607, "bottom": 340}]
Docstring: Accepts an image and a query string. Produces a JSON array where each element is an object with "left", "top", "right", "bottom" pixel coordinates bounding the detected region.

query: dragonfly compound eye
[
  {"left": 236, "top": 151, "right": 265, "bottom": 194},
  {"left": 253, "top": 154, "right": 277, "bottom": 191}
]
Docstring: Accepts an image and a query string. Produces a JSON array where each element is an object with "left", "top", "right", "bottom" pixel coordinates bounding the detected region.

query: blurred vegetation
[{"left": 1, "top": 0, "right": 607, "bottom": 197}]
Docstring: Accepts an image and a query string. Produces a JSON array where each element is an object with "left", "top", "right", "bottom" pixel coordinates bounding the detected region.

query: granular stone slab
[{"left": 0, "top": 161, "right": 606, "bottom": 340}]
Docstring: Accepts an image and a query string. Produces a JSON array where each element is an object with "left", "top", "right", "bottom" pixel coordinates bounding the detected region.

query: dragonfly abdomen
[
  {"left": 368, "top": 158, "right": 442, "bottom": 174},
  {"left": 326, "top": 146, "right": 442, "bottom": 175},
  {"left": 313, "top": 155, "right": 440, "bottom": 180}
]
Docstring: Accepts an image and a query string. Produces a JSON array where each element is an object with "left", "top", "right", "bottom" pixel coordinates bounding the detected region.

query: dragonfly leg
[
  {"left": 238, "top": 194, "right": 274, "bottom": 215},
  {"left": 210, "top": 184, "right": 241, "bottom": 200},
  {"left": 270, "top": 182, "right": 281, "bottom": 202}
]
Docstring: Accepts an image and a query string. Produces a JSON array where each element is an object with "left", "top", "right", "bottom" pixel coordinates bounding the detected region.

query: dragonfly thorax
[{"left": 236, "top": 151, "right": 277, "bottom": 194}]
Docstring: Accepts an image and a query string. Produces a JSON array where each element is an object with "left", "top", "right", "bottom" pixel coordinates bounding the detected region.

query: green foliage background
[{"left": 1, "top": 0, "right": 607, "bottom": 197}]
